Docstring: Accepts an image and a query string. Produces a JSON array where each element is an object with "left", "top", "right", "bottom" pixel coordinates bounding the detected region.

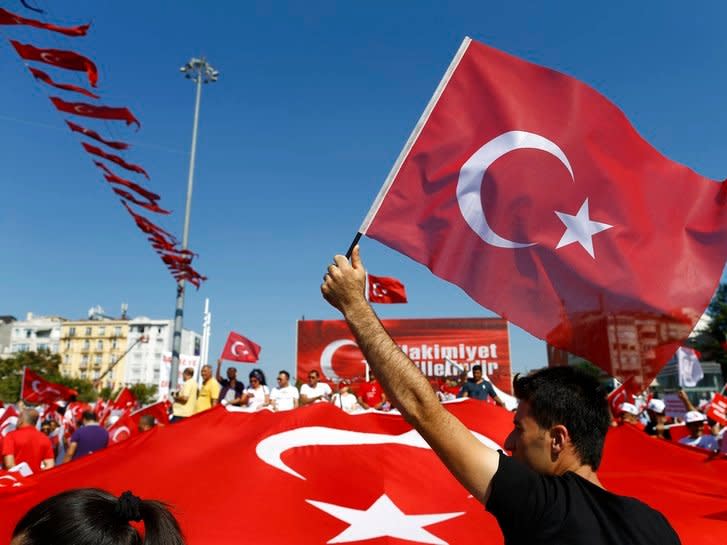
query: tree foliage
[
  {"left": 692, "top": 283, "right": 727, "bottom": 382},
  {"left": 0, "top": 351, "right": 98, "bottom": 403}
]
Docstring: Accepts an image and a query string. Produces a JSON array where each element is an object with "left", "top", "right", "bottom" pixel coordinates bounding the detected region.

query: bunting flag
[
  {"left": 10, "top": 41, "right": 98, "bottom": 86},
  {"left": 67, "top": 121, "right": 129, "bottom": 150},
  {"left": 28, "top": 67, "right": 99, "bottom": 99},
  {"left": 52, "top": 97, "right": 140, "bottom": 127},
  {"left": 0, "top": 403, "right": 725, "bottom": 544},
  {"left": 0, "top": 8, "right": 88, "bottom": 37},
  {"left": 82, "top": 143, "right": 149, "bottom": 179},
  {"left": 112, "top": 188, "right": 170, "bottom": 215},
  {"left": 92, "top": 161, "right": 159, "bottom": 202},
  {"left": 121, "top": 201, "right": 176, "bottom": 241}
]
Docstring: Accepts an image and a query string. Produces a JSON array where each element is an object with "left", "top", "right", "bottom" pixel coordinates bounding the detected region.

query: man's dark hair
[
  {"left": 139, "top": 414, "right": 155, "bottom": 428},
  {"left": 278, "top": 370, "right": 290, "bottom": 379},
  {"left": 513, "top": 366, "right": 610, "bottom": 469},
  {"left": 182, "top": 367, "right": 194, "bottom": 378},
  {"left": 81, "top": 410, "right": 96, "bottom": 422},
  {"left": 471, "top": 364, "right": 482, "bottom": 373},
  {"left": 13, "top": 488, "right": 184, "bottom": 545}
]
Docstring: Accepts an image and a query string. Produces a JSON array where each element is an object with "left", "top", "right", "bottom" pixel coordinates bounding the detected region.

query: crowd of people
[{"left": 614, "top": 390, "right": 727, "bottom": 453}]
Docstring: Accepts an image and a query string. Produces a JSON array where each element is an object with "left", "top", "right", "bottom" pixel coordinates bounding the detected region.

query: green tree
[
  {"left": 0, "top": 351, "right": 97, "bottom": 403},
  {"left": 692, "top": 283, "right": 727, "bottom": 383}
]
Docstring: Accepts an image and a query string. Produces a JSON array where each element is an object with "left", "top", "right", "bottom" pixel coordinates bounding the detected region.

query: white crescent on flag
[{"left": 256, "top": 425, "right": 504, "bottom": 480}]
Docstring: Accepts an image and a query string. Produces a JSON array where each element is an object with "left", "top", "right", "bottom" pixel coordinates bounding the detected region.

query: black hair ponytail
[{"left": 12, "top": 488, "right": 185, "bottom": 545}]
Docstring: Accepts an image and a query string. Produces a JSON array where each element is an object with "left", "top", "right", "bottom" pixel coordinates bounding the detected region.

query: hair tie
[{"left": 116, "top": 491, "right": 143, "bottom": 522}]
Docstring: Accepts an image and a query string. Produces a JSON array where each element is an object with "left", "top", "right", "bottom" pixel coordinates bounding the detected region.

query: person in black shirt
[{"left": 321, "top": 246, "right": 680, "bottom": 545}]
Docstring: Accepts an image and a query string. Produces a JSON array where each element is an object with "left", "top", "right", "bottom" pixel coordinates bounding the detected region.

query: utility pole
[{"left": 170, "top": 57, "right": 219, "bottom": 390}]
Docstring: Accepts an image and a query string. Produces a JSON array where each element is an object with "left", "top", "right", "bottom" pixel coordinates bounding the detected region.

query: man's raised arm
[{"left": 321, "top": 245, "right": 501, "bottom": 503}]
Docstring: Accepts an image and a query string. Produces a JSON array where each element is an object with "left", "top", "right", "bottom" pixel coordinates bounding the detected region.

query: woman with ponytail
[{"left": 10, "top": 488, "right": 185, "bottom": 545}]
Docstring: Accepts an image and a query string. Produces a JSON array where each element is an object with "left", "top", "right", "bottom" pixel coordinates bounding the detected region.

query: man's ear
[{"left": 549, "top": 424, "right": 570, "bottom": 457}]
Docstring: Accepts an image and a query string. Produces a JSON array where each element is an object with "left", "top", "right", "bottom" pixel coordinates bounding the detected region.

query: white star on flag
[
  {"left": 555, "top": 198, "right": 613, "bottom": 258},
  {"left": 306, "top": 493, "right": 464, "bottom": 544}
]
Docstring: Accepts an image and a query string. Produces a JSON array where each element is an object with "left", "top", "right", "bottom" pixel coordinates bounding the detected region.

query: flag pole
[
  {"left": 345, "top": 232, "right": 362, "bottom": 259},
  {"left": 20, "top": 366, "right": 26, "bottom": 402}
]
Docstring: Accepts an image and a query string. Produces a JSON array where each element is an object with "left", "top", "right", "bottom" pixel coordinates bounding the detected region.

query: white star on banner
[
  {"left": 306, "top": 493, "right": 464, "bottom": 545},
  {"left": 555, "top": 198, "right": 613, "bottom": 258}
]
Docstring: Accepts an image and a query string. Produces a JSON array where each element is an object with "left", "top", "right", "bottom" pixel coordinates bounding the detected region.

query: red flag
[
  {"left": 121, "top": 201, "right": 176, "bottom": 241},
  {"left": 112, "top": 388, "right": 137, "bottom": 410},
  {"left": 361, "top": 38, "right": 727, "bottom": 390},
  {"left": 67, "top": 121, "right": 129, "bottom": 150},
  {"left": 0, "top": 406, "right": 19, "bottom": 437},
  {"left": 221, "top": 331, "right": 261, "bottom": 363},
  {"left": 82, "top": 142, "right": 148, "bottom": 179},
  {"left": 52, "top": 97, "right": 140, "bottom": 128},
  {"left": 10, "top": 41, "right": 98, "bottom": 86},
  {"left": 112, "top": 187, "right": 170, "bottom": 215},
  {"left": 606, "top": 377, "right": 635, "bottom": 416},
  {"left": 0, "top": 8, "right": 89, "bottom": 37},
  {"left": 706, "top": 393, "right": 727, "bottom": 426},
  {"left": 28, "top": 67, "right": 99, "bottom": 99},
  {"left": 93, "top": 161, "right": 159, "bottom": 202},
  {"left": 107, "top": 410, "right": 135, "bottom": 444},
  {"left": 131, "top": 402, "right": 170, "bottom": 427},
  {"left": 0, "top": 403, "right": 725, "bottom": 544},
  {"left": 21, "top": 369, "right": 77, "bottom": 404},
  {"left": 367, "top": 273, "right": 408, "bottom": 304}
]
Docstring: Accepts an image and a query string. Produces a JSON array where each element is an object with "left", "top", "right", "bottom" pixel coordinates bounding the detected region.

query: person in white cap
[
  {"left": 617, "top": 403, "right": 643, "bottom": 428},
  {"left": 679, "top": 411, "right": 718, "bottom": 451},
  {"left": 644, "top": 399, "right": 671, "bottom": 440}
]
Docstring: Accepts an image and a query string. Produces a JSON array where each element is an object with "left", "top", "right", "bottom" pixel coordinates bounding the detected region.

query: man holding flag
[{"left": 322, "top": 246, "right": 679, "bottom": 544}]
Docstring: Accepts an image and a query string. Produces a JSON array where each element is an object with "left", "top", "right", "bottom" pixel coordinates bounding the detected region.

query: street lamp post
[{"left": 170, "top": 57, "right": 219, "bottom": 391}]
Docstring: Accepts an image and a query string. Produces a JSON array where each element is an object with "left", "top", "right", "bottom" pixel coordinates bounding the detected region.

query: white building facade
[
  {"left": 124, "top": 317, "right": 201, "bottom": 386},
  {"left": 5, "top": 313, "right": 65, "bottom": 356}
]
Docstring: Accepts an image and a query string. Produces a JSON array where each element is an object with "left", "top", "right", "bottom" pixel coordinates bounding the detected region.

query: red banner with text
[{"left": 297, "top": 318, "right": 512, "bottom": 393}]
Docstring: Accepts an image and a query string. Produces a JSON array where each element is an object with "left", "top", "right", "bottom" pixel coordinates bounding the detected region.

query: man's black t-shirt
[{"left": 486, "top": 454, "right": 680, "bottom": 545}]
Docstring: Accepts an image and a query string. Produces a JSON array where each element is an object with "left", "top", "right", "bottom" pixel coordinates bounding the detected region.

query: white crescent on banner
[
  {"left": 39, "top": 52, "right": 60, "bottom": 64},
  {"left": 456, "top": 130, "right": 574, "bottom": 249},
  {"left": 31, "top": 380, "right": 60, "bottom": 396},
  {"left": 256, "top": 426, "right": 504, "bottom": 480},
  {"left": 74, "top": 105, "right": 93, "bottom": 115},
  {"left": 231, "top": 341, "right": 249, "bottom": 357},
  {"left": 371, "top": 282, "right": 387, "bottom": 298},
  {"left": 111, "top": 426, "right": 131, "bottom": 443},
  {"left": 319, "top": 339, "right": 359, "bottom": 382}
]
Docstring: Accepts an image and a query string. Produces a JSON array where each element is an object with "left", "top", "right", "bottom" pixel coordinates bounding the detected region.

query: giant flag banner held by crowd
[
  {"left": 0, "top": 403, "right": 725, "bottom": 544},
  {"left": 357, "top": 37, "right": 727, "bottom": 390}
]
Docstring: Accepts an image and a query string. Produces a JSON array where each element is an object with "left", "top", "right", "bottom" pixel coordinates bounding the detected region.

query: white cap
[
  {"left": 619, "top": 402, "right": 639, "bottom": 416},
  {"left": 685, "top": 410, "right": 707, "bottom": 424},
  {"left": 647, "top": 399, "right": 666, "bottom": 414}
]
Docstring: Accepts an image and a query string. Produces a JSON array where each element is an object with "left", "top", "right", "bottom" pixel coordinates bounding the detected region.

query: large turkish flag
[
  {"left": 362, "top": 37, "right": 727, "bottom": 389},
  {"left": 21, "top": 369, "right": 77, "bottom": 405},
  {"left": 0, "top": 403, "right": 725, "bottom": 544}
]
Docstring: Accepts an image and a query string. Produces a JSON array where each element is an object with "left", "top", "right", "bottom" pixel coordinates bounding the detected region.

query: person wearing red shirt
[
  {"left": 357, "top": 372, "right": 387, "bottom": 410},
  {"left": 2, "top": 409, "right": 54, "bottom": 473}
]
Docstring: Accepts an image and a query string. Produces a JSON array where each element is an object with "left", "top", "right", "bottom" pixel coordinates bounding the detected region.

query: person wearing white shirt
[
  {"left": 331, "top": 382, "right": 361, "bottom": 413},
  {"left": 242, "top": 369, "right": 270, "bottom": 411},
  {"left": 270, "top": 371, "right": 300, "bottom": 411},
  {"left": 299, "top": 370, "right": 332, "bottom": 405}
]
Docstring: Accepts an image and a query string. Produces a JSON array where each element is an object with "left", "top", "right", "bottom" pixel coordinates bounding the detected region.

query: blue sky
[{"left": 0, "top": 1, "right": 725, "bottom": 380}]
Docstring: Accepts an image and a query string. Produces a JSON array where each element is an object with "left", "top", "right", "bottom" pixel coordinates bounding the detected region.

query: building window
[
  {"left": 64, "top": 354, "right": 70, "bottom": 364},
  {"left": 98, "top": 326, "right": 106, "bottom": 336},
  {"left": 156, "top": 337, "right": 163, "bottom": 343},
  {"left": 81, "top": 355, "right": 89, "bottom": 365},
  {"left": 14, "top": 343, "right": 29, "bottom": 352},
  {"left": 65, "top": 340, "right": 70, "bottom": 350},
  {"left": 93, "top": 370, "right": 100, "bottom": 380},
  {"left": 80, "top": 371, "right": 87, "bottom": 379},
  {"left": 37, "top": 343, "right": 49, "bottom": 352},
  {"left": 157, "top": 327, "right": 163, "bottom": 334},
  {"left": 25, "top": 329, "right": 32, "bottom": 338},
  {"left": 69, "top": 327, "right": 76, "bottom": 337},
  {"left": 96, "top": 340, "right": 103, "bottom": 351},
  {"left": 94, "top": 354, "right": 102, "bottom": 365},
  {"left": 83, "top": 340, "right": 90, "bottom": 350},
  {"left": 85, "top": 327, "right": 92, "bottom": 336},
  {"left": 114, "top": 326, "right": 122, "bottom": 336},
  {"left": 111, "top": 339, "right": 118, "bottom": 350}
]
